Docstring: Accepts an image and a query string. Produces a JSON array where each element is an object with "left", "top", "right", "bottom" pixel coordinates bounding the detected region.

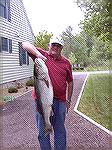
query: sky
[{"left": 22, "top": 0, "right": 84, "bottom": 36}]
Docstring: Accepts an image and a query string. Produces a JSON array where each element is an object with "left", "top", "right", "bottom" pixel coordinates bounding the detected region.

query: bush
[
  {"left": 26, "top": 79, "right": 34, "bottom": 86},
  {"left": 8, "top": 87, "right": 18, "bottom": 93}
]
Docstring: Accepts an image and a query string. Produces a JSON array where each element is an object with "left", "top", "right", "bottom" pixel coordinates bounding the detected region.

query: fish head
[{"left": 34, "top": 58, "right": 48, "bottom": 79}]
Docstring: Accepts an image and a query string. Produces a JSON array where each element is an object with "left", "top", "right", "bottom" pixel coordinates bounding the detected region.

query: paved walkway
[{"left": 0, "top": 73, "right": 112, "bottom": 150}]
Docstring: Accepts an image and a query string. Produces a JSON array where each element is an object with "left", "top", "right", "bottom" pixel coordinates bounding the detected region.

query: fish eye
[{"left": 38, "top": 63, "right": 42, "bottom": 67}]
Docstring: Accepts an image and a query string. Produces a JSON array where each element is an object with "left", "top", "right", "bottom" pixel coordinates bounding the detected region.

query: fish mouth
[{"left": 35, "top": 59, "right": 42, "bottom": 67}]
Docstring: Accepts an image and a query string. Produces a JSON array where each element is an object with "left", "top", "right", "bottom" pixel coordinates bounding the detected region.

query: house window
[
  {"left": 19, "top": 42, "right": 29, "bottom": 66},
  {"left": 0, "top": 37, "right": 12, "bottom": 53},
  {"left": 0, "top": 0, "right": 11, "bottom": 21}
]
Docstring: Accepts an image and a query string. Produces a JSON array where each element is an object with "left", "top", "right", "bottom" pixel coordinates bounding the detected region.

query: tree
[
  {"left": 34, "top": 30, "right": 53, "bottom": 50},
  {"left": 75, "top": 0, "right": 112, "bottom": 41},
  {"left": 80, "top": 31, "right": 93, "bottom": 57},
  {"left": 91, "top": 37, "right": 110, "bottom": 61},
  {"left": 61, "top": 26, "right": 75, "bottom": 57},
  {"left": 68, "top": 52, "right": 77, "bottom": 64},
  {"left": 61, "top": 26, "right": 91, "bottom": 66},
  {"left": 74, "top": 0, "right": 112, "bottom": 63},
  {"left": 73, "top": 33, "right": 90, "bottom": 66}
]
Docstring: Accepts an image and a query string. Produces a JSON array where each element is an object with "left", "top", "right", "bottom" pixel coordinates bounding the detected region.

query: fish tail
[{"left": 44, "top": 124, "right": 53, "bottom": 136}]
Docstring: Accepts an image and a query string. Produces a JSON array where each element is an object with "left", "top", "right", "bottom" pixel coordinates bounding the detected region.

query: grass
[
  {"left": 86, "top": 65, "right": 110, "bottom": 71},
  {"left": 78, "top": 73, "right": 112, "bottom": 131},
  {"left": 86, "top": 60, "right": 112, "bottom": 71}
]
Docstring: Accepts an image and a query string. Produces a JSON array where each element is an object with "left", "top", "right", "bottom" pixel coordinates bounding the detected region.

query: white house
[{"left": 0, "top": 0, "right": 35, "bottom": 85}]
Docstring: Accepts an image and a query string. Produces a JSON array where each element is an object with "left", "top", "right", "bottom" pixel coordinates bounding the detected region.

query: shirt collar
[{"left": 48, "top": 53, "right": 62, "bottom": 60}]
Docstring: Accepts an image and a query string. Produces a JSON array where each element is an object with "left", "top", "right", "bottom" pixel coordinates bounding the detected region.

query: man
[{"left": 22, "top": 37, "right": 73, "bottom": 150}]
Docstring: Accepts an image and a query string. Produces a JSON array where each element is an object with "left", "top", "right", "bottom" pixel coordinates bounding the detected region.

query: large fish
[{"left": 34, "top": 57, "right": 53, "bottom": 135}]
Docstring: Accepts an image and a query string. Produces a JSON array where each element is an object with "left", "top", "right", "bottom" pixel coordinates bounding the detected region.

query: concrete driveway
[{"left": 0, "top": 72, "right": 111, "bottom": 150}]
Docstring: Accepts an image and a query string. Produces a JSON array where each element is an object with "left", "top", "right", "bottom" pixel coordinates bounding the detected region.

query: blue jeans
[{"left": 34, "top": 98, "right": 67, "bottom": 150}]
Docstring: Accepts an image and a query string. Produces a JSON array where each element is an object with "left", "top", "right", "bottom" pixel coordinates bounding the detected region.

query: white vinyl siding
[{"left": 0, "top": 0, "right": 34, "bottom": 84}]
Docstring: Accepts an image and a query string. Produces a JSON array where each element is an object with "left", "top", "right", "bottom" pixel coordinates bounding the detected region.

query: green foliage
[
  {"left": 80, "top": 13, "right": 110, "bottom": 41},
  {"left": 73, "top": 0, "right": 112, "bottom": 66},
  {"left": 86, "top": 60, "right": 110, "bottom": 71},
  {"left": 8, "top": 87, "right": 18, "bottom": 93},
  {"left": 34, "top": 30, "right": 53, "bottom": 50},
  {"left": 26, "top": 79, "right": 34, "bottom": 86},
  {"left": 73, "top": 33, "right": 91, "bottom": 66},
  {"left": 90, "top": 36, "right": 110, "bottom": 61},
  {"left": 75, "top": 0, "right": 112, "bottom": 41},
  {"left": 61, "top": 26, "right": 92, "bottom": 67},
  {"left": 61, "top": 26, "right": 75, "bottom": 57},
  {"left": 3, "top": 96, "right": 15, "bottom": 102},
  {"left": 68, "top": 52, "right": 77, "bottom": 64}
]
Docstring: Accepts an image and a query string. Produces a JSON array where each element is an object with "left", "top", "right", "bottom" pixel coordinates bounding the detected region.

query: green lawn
[{"left": 78, "top": 73, "right": 112, "bottom": 131}]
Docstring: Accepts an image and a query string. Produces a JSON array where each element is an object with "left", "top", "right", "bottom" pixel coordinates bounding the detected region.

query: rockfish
[{"left": 34, "top": 57, "right": 53, "bottom": 135}]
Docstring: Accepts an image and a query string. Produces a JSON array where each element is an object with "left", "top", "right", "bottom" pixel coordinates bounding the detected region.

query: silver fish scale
[{"left": 34, "top": 58, "right": 53, "bottom": 134}]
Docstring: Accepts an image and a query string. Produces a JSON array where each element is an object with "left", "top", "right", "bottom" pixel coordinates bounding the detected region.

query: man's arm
[
  {"left": 22, "top": 42, "right": 47, "bottom": 61},
  {"left": 66, "top": 81, "right": 73, "bottom": 112}
]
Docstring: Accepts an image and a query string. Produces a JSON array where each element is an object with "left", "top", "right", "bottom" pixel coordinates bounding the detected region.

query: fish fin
[
  {"left": 35, "top": 99, "right": 45, "bottom": 117},
  {"left": 50, "top": 109, "right": 54, "bottom": 116},
  {"left": 44, "top": 79, "right": 49, "bottom": 88},
  {"left": 45, "top": 124, "right": 53, "bottom": 136}
]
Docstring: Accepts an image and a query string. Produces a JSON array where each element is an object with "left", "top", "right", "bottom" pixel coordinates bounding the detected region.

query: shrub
[
  {"left": 8, "top": 87, "right": 18, "bottom": 93},
  {"left": 26, "top": 79, "right": 34, "bottom": 86}
]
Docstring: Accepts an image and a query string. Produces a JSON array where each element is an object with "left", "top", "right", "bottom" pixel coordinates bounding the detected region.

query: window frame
[
  {"left": 0, "top": 37, "right": 12, "bottom": 53},
  {"left": 0, "top": 0, "right": 11, "bottom": 21},
  {"left": 18, "top": 42, "right": 29, "bottom": 66}
]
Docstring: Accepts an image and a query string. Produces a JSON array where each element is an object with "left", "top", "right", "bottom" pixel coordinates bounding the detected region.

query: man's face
[{"left": 49, "top": 43, "right": 63, "bottom": 57}]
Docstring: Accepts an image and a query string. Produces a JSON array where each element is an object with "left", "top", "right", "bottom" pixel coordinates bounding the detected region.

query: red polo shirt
[{"left": 29, "top": 48, "right": 73, "bottom": 102}]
